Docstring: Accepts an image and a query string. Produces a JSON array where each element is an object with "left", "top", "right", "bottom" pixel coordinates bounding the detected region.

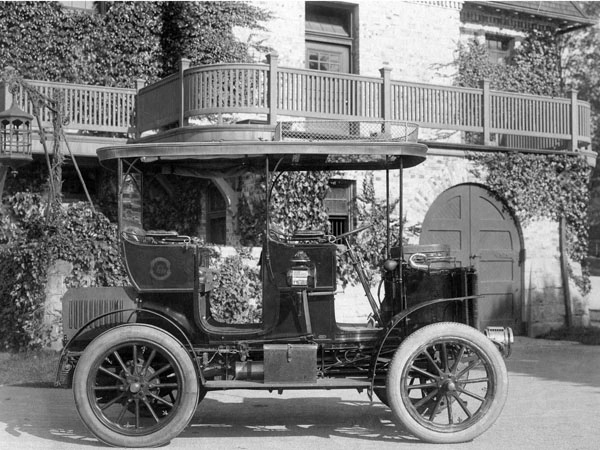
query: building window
[
  {"left": 325, "top": 179, "right": 355, "bottom": 235},
  {"left": 207, "top": 183, "right": 227, "bottom": 245},
  {"left": 305, "top": 2, "right": 357, "bottom": 73},
  {"left": 486, "top": 34, "right": 512, "bottom": 65},
  {"left": 308, "top": 46, "right": 344, "bottom": 72}
]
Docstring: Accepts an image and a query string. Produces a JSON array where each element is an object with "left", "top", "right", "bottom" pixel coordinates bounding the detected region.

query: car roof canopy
[{"left": 97, "top": 140, "right": 428, "bottom": 174}]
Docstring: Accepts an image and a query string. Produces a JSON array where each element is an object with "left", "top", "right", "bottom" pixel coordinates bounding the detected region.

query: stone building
[
  {"left": 222, "top": 0, "right": 596, "bottom": 335},
  {"left": 1, "top": 1, "right": 596, "bottom": 337}
]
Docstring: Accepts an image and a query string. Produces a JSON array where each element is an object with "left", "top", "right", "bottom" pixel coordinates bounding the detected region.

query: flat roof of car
[{"left": 97, "top": 141, "right": 428, "bottom": 171}]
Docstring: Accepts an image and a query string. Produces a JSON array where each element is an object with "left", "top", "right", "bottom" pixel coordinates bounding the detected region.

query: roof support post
[
  {"left": 570, "top": 89, "right": 579, "bottom": 151},
  {"left": 268, "top": 53, "right": 279, "bottom": 126},
  {"left": 179, "top": 58, "right": 191, "bottom": 128},
  {"left": 134, "top": 79, "right": 145, "bottom": 139}
]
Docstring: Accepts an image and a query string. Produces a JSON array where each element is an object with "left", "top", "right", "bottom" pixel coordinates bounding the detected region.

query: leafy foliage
[
  {"left": 142, "top": 175, "right": 205, "bottom": 237},
  {"left": 238, "top": 171, "right": 395, "bottom": 288},
  {"left": 561, "top": 4, "right": 600, "bottom": 235},
  {"left": 457, "top": 31, "right": 592, "bottom": 291},
  {"left": 470, "top": 152, "right": 591, "bottom": 262},
  {"left": 209, "top": 248, "right": 262, "bottom": 324},
  {"left": 238, "top": 171, "right": 332, "bottom": 245},
  {"left": 0, "top": 194, "right": 127, "bottom": 351},
  {"left": 456, "top": 31, "right": 562, "bottom": 96},
  {"left": 0, "top": 1, "right": 270, "bottom": 87}
]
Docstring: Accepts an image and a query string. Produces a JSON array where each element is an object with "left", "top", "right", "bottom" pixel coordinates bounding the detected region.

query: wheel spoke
[
  {"left": 99, "top": 365, "right": 126, "bottom": 383},
  {"left": 455, "top": 357, "right": 481, "bottom": 380},
  {"left": 148, "top": 363, "right": 173, "bottom": 381},
  {"left": 423, "top": 350, "right": 444, "bottom": 376},
  {"left": 134, "top": 398, "right": 140, "bottom": 429},
  {"left": 116, "top": 402, "right": 129, "bottom": 424},
  {"left": 449, "top": 345, "right": 466, "bottom": 373},
  {"left": 100, "top": 392, "right": 127, "bottom": 411},
  {"left": 457, "top": 387, "right": 486, "bottom": 403},
  {"left": 153, "top": 382, "right": 179, "bottom": 389},
  {"left": 428, "top": 395, "right": 444, "bottom": 421},
  {"left": 441, "top": 343, "right": 448, "bottom": 372},
  {"left": 132, "top": 345, "right": 138, "bottom": 372},
  {"left": 113, "top": 350, "right": 131, "bottom": 376},
  {"left": 148, "top": 391, "right": 174, "bottom": 408},
  {"left": 446, "top": 394, "right": 454, "bottom": 424},
  {"left": 451, "top": 391, "right": 473, "bottom": 418},
  {"left": 407, "top": 382, "right": 436, "bottom": 390},
  {"left": 142, "top": 398, "right": 161, "bottom": 423},
  {"left": 460, "top": 376, "right": 490, "bottom": 384},
  {"left": 409, "top": 364, "right": 439, "bottom": 381},
  {"left": 413, "top": 388, "right": 439, "bottom": 409},
  {"left": 142, "top": 349, "right": 157, "bottom": 375}
]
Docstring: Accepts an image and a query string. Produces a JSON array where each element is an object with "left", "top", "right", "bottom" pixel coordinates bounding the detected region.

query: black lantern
[
  {"left": 0, "top": 102, "right": 34, "bottom": 168},
  {"left": 286, "top": 250, "right": 316, "bottom": 289}
]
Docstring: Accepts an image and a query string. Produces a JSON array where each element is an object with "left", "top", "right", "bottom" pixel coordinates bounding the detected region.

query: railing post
[
  {"left": 179, "top": 58, "right": 191, "bottom": 128},
  {"left": 380, "top": 64, "right": 392, "bottom": 136},
  {"left": 482, "top": 79, "right": 491, "bottom": 145},
  {"left": 134, "top": 79, "right": 145, "bottom": 139},
  {"left": 267, "top": 53, "right": 279, "bottom": 125},
  {"left": 570, "top": 89, "right": 579, "bottom": 151}
]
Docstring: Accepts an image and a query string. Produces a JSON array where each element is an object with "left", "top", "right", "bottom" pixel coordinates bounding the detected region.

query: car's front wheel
[{"left": 387, "top": 322, "right": 508, "bottom": 443}]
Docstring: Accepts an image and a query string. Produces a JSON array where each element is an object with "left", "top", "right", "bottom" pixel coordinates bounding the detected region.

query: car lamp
[{"left": 287, "top": 251, "right": 315, "bottom": 289}]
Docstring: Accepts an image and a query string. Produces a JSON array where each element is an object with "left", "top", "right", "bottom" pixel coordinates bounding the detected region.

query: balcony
[{"left": 0, "top": 54, "right": 593, "bottom": 161}]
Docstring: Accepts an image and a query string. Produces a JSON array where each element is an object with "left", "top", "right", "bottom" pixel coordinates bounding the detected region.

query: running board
[{"left": 204, "top": 377, "right": 372, "bottom": 391}]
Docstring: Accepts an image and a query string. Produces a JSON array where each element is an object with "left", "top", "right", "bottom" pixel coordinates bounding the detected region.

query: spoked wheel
[
  {"left": 73, "top": 325, "right": 199, "bottom": 447},
  {"left": 387, "top": 322, "right": 508, "bottom": 444}
]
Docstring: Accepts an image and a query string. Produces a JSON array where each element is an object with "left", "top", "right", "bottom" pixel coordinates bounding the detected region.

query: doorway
[{"left": 420, "top": 184, "right": 523, "bottom": 331}]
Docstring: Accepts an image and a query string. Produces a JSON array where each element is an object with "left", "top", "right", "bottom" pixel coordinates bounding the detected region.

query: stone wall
[{"left": 249, "top": 0, "right": 461, "bottom": 83}]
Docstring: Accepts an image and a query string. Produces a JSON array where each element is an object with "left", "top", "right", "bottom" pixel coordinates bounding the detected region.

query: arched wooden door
[{"left": 420, "top": 184, "right": 523, "bottom": 331}]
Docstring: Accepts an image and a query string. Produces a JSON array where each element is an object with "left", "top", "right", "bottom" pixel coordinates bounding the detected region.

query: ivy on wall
[
  {"left": 0, "top": 193, "right": 127, "bottom": 351},
  {"left": 457, "top": 31, "right": 592, "bottom": 292},
  {"left": 0, "top": 1, "right": 269, "bottom": 87}
]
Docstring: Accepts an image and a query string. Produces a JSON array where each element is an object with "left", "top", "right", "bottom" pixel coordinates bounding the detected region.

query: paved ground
[{"left": 0, "top": 336, "right": 599, "bottom": 450}]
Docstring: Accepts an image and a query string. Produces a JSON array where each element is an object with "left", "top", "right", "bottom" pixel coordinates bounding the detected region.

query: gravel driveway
[{"left": 1, "top": 336, "right": 598, "bottom": 450}]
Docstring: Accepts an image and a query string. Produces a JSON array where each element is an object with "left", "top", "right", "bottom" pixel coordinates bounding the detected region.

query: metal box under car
[{"left": 264, "top": 344, "right": 317, "bottom": 383}]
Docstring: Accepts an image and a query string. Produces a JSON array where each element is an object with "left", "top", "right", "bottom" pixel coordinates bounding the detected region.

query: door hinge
[{"left": 519, "top": 248, "right": 526, "bottom": 264}]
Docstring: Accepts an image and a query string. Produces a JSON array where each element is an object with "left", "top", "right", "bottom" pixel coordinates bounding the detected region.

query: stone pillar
[
  {"left": 522, "top": 220, "right": 564, "bottom": 336},
  {"left": 44, "top": 260, "right": 73, "bottom": 350}
]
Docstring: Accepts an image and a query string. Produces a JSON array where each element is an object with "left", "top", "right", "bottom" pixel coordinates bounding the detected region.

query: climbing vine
[
  {"left": 0, "top": 193, "right": 127, "bottom": 351},
  {"left": 457, "top": 31, "right": 592, "bottom": 292}
]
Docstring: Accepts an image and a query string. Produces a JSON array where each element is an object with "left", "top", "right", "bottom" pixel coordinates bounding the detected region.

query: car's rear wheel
[
  {"left": 387, "top": 322, "right": 508, "bottom": 443},
  {"left": 73, "top": 324, "right": 199, "bottom": 447}
]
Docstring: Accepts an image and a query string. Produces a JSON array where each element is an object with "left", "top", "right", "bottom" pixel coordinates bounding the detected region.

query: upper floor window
[
  {"left": 486, "top": 34, "right": 512, "bottom": 65},
  {"left": 305, "top": 2, "right": 357, "bottom": 74}
]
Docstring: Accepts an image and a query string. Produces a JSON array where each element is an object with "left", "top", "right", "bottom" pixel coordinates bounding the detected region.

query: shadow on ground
[{"left": 0, "top": 387, "right": 419, "bottom": 448}]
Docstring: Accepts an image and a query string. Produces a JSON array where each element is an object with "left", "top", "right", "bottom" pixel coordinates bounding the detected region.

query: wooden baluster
[
  {"left": 267, "top": 53, "right": 279, "bottom": 125},
  {"left": 570, "top": 89, "right": 579, "bottom": 151}
]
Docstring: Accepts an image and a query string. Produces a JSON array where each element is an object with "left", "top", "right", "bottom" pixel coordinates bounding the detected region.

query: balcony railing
[
  {"left": 135, "top": 55, "right": 592, "bottom": 152},
  {"left": 0, "top": 78, "right": 136, "bottom": 135},
  {"left": 1, "top": 55, "right": 593, "bottom": 154}
]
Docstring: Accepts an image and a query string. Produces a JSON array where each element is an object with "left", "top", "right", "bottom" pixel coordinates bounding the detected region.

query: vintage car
[{"left": 56, "top": 121, "right": 513, "bottom": 447}]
